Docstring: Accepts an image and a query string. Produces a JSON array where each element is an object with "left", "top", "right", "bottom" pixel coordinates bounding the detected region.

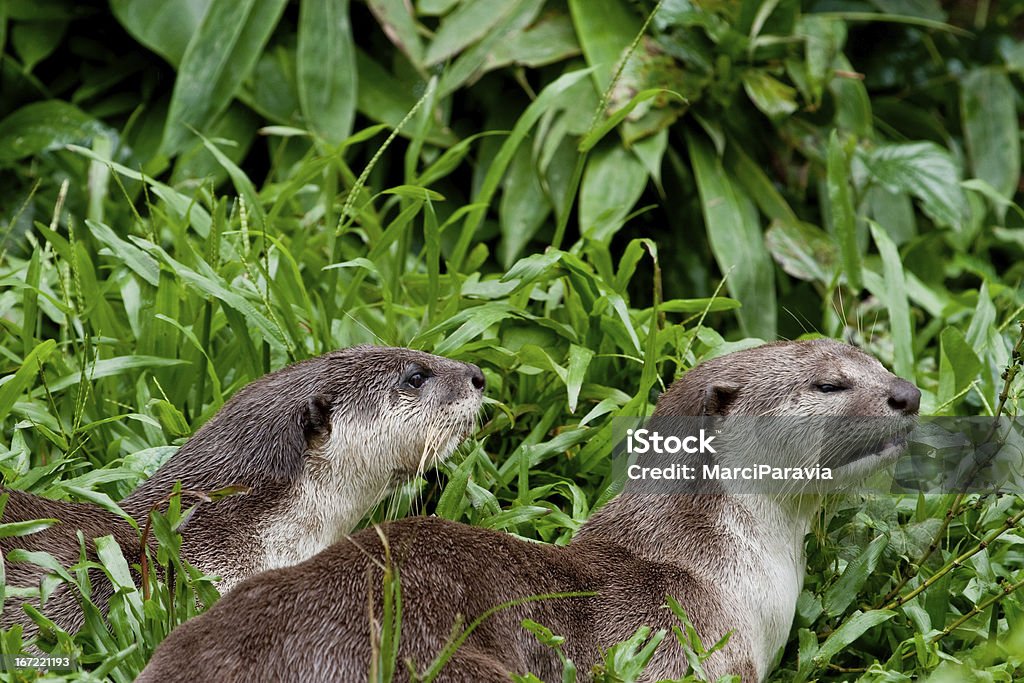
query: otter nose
[
  {"left": 467, "top": 364, "right": 485, "bottom": 392},
  {"left": 887, "top": 379, "right": 921, "bottom": 415}
]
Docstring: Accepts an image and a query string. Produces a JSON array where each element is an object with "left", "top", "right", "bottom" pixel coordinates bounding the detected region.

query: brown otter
[
  {"left": 1, "top": 346, "right": 485, "bottom": 637},
  {"left": 136, "top": 339, "right": 919, "bottom": 682}
]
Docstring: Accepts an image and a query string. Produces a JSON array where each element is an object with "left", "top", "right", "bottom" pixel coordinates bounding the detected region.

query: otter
[
  {"left": 1, "top": 346, "right": 485, "bottom": 637},
  {"left": 137, "top": 339, "right": 920, "bottom": 682}
]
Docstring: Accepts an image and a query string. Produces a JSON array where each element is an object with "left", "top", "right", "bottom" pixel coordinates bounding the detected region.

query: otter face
[
  {"left": 653, "top": 339, "right": 920, "bottom": 487},
  {"left": 299, "top": 345, "right": 484, "bottom": 483}
]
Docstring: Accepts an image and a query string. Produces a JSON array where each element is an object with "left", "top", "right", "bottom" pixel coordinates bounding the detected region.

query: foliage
[{"left": 0, "top": 0, "right": 1023, "bottom": 681}]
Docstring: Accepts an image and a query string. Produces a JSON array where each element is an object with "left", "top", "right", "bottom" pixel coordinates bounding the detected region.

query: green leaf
[
  {"left": 10, "top": 19, "right": 66, "bottom": 72},
  {"left": 366, "top": 0, "right": 424, "bottom": 67},
  {"left": 499, "top": 145, "right": 551, "bottom": 268},
  {"left": 0, "top": 518, "right": 58, "bottom": 539},
  {"left": 162, "top": 0, "right": 288, "bottom": 155},
  {"left": 0, "top": 340, "right": 57, "bottom": 419},
  {"left": 765, "top": 219, "right": 837, "bottom": 284},
  {"left": 687, "top": 131, "right": 776, "bottom": 338},
  {"left": 578, "top": 89, "right": 682, "bottom": 153},
  {"left": 423, "top": 303, "right": 522, "bottom": 355},
  {"left": 565, "top": 345, "right": 594, "bottom": 414},
  {"left": 868, "top": 220, "right": 914, "bottom": 379},
  {"left": 486, "top": 10, "right": 580, "bottom": 70},
  {"left": 862, "top": 142, "right": 968, "bottom": 230},
  {"left": 742, "top": 70, "right": 798, "bottom": 120},
  {"left": 813, "top": 610, "right": 895, "bottom": 668},
  {"left": 424, "top": 0, "right": 512, "bottom": 66},
  {"left": 822, "top": 534, "right": 888, "bottom": 617},
  {"left": 960, "top": 68, "right": 1020, "bottom": 202},
  {"left": 938, "top": 326, "right": 982, "bottom": 408},
  {"left": 380, "top": 185, "right": 445, "bottom": 201},
  {"left": 110, "top": 0, "right": 212, "bottom": 66},
  {"left": 578, "top": 143, "right": 649, "bottom": 242},
  {"left": 297, "top": 0, "right": 357, "bottom": 144},
  {"left": 0, "top": 101, "right": 109, "bottom": 164},
  {"left": 452, "top": 66, "right": 594, "bottom": 267},
  {"left": 567, "top": 0, "right": 641, "bottom": 93},
  {"left": 45, "top": 356, "right": 190, "bottom": 393},
  {"left": 827, "top": 131, "right": 861, "bottom": 291},
  {"left": 85, "top": 220, "right": 160, "bottom": 286},
  {"left": 354, "top": 50, "right": 455, "bottom": 147}
]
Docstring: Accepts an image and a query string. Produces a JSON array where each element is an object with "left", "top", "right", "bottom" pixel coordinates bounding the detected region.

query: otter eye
[
  {"left": 816, "top": 383, "right": 846, "bottom": 393},
  {"left": 403, "top": 371, "right": 429, "bottom": 389}
]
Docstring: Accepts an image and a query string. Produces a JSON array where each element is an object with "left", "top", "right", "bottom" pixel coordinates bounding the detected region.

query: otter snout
[
  {"left": 466, "top": 363, "right": 486, "bottom": 392},
  {"left": 887, "top": 379, "right": 921, "bottom": 415}
]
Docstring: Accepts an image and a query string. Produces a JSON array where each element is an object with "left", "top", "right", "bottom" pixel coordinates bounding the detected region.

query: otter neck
[
  {"left": 573, "top": 489, "right": 817, "bottom": 679},
  {"left": 255, "top": 420, "right": 406, "bottom": 572}
]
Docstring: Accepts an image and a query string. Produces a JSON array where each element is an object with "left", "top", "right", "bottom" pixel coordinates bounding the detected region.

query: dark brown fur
[
  {"left": 1, "top": 346, "right": 484, "bottom": 637},
  {"left": 138, "top": 339, "right": 920, "bottom": 682}
]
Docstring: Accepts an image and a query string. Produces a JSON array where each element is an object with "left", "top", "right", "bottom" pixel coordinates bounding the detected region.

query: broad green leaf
[
  {"left": 861, "top": 142, "right": 968, "bottom": 229},
  {"left": 424, "top": 0, "right": 511, "bottom": 66},
  {"left": 453, "top": 67, "right": 594, "bottom": 268},
  {"left": 297, "top": 0, "right": 357, "bottom": 144},
  {"left": 567, "top": 0, "right": 641, "bottom": 92},
  {"left": 938, "top": 326, "right": 982, "bottom": 407},
  {"left": 45, "top": 356, "right": 189, "bottom": 393},
  {"left": 0, "top": 519, "right": 58, "bottom": 539},
  {"left": 960, "top": 68, "right": 1020, "bottom": 202},
  {"left": 0, "top": 340, "right": 57, "bottom": 419},
  {"left": 0, "top": 101, "right": 109, "bottom": 164},
  {"left": 827, "top": 131, "right": 861, "bottom": 291},
  {"left": 162, "top": 0, "right": 288, "bottom": 155},
  {"left": 823, "top": 534, "right": 888, "bottom": 616},
  {"left": 436, "top": 0, "right": 542, "bottom": 98},
  {"left": 486, "top": 10, "right": 580, "bottom": 70},
  {"left": 765, "top": 219, "right": 837, "bottom": 284},
  {"left": 380, "top": 185, "right": 445, "bottom": 201},
  {"left": 366, "top": 0, "right": 424, "bottom": 66},
  {"left": 110, "top": 0, "right": 211, "bottom": 66},
  {"left": 660, "top": 298, "right": 741, "bottom": 313},
  {"left": 814, "top": 610, "right": 895, "bottom": 668},
  {"left": 829, "top": 54, "right": 872, "bottom": 137},
  {"left": 565, "top": 345, "right": 594, "bottom": 414},
  {"left": 579, "top": 143, "right": 649, "bottom": 243},
  {"left": 869, "top": 220, "right": 914, "bottom": 379},
  {"left": 86, "top": 220, "right": 160, "bottom": 286},
  {"left": 742, "top": 71, "right": 798, "bottom": 120},
  {"left": 355, "top": 50, "right": 455, "bottom": 146},
  {"left": 687, "top": 131, "right": 776, "bottom": 338},
  {"left": 10, "top": 19, "right": 66, "bottom": 72},
  {"left": 499, "top": 145, "right": 551, "bottom": 268}
]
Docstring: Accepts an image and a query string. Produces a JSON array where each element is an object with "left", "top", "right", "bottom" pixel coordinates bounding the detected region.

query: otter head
[
  {"left": 653, "top": 339, "right": 920, "bottom": 488},
  {"left": 296, "top": 345, "right": 486, "bottom": 486}
]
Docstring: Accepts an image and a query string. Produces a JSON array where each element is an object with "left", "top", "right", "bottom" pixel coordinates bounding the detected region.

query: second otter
[
  {"left": 1, "top": 345, "right": 484, "bottom": 635},
  {"left": 138, "top": 339, "right": 920, "bottom": 682}
]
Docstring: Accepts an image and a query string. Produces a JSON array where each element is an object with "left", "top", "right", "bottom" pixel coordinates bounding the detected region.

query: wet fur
[
  {"left": 1, "top": 346, "right": 483, "bottom": 636},
  {"left": 138, "top": 339, "right": 920, "bottom": 682}
]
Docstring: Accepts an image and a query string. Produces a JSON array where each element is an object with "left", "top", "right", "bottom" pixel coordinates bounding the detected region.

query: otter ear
[
  {"left": 702, "top": 384, "right": 739, "bottom": 416},
  {"left": 301, "top": 393, "right": 333, "bottom": 440}
]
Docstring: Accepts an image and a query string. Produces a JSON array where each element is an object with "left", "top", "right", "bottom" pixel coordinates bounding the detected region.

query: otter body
[
  {"left": 139, "top": 339, "right": 920, "bottom": 682},
  {"left": 1, "top": 346, "right": 484, "bottom": 636}
]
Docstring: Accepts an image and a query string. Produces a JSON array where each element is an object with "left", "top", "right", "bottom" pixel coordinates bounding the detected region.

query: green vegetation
[{"left": 1, "top": 0, "right": 1023, "bottom": 680}]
